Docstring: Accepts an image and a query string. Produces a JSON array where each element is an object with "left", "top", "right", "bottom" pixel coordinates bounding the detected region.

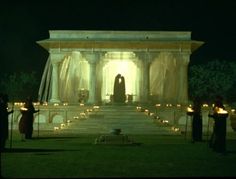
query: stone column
[
  {"left": 84, "top": 52, "right": 99, "bottom": 104},
  {"left": 178, "top": 53, "right": 190, "bottom": 104},
  {"left": 137, "top": 52, "right": 152, "bottom": 103},
  {"left": 49, "top": 53, "right": 65, "bottom": 103}
]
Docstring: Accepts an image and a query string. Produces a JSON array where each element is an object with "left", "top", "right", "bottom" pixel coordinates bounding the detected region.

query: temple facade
[{"left": 37, "top": 30, "right": 204, "bottom": 104}]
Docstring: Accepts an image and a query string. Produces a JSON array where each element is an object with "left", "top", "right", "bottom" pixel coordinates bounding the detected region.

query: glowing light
[
  {"left": 187, "top": 107, "right": 194, "bottom": 112},
  {"left": 63, "top": 103, "right": 68, "bottom": 106},
  {"left": 172, "top": 127, "right": 179, "bottom": 132},
  {"left": 15, "top": 102, "right": 25, "bottom": 106},
  {"left": 80, "top": 112, "right": 86, "bottom": 118},
  {"left": 93, "top": 106, "right": 100, "bottom": 109},
  {"left": 136, "top": 106, "right": 142, "bottom": 111},
  {"left": 176, "top": 104, "right": 181, "bottom": 107},
  {"left": 54, "top": 103, "right": 59, "bottom": 106},
  {"left": 202, "top": 104, "right": 209, "bottom": 107},
  {"left": 20, "top": 107, "right": 28, "bottom": 111},
  {"left": 156, "top": 104, "right": 161, "bottom": 107},
  {"left": 231, "top": 109, "right": 235, "bottom": 113},
  {"left": 101, "top": 52, "right": 140, "bottom": 102},
  {"left": 60, "top": 123, "right": 65, "bottom": 128},
  {"left": 54, "top": 127, "right": 59, "bottom": 130},
  {"left": 217, "top": 108, "right": 228, "bottom": 114},
  {"left": 80, "top": 103, "right": 84, "bottom": 106},
  {"left": 150, "top": 112, "right": 155, "bottom": 116},
  {"left": 105, "top": 52, "right": 136, "bottom": 59}
]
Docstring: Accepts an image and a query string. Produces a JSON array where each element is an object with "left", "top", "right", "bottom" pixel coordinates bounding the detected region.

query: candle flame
[
  {"left": 187, "top": 107, "right": 194, "bottom": 112},
  {"left": 20, "top": 107, "right": 28, "bottom": 111},
  {"left": 217, "top": 108, "right": 228, "bottom": 114}
]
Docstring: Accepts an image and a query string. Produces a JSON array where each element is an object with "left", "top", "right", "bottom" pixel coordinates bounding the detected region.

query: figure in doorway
[{"left": 113, "top": 74, "right": 126, "bottom": 103}]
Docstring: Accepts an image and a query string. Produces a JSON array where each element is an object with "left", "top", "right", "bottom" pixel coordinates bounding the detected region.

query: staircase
[{"left": 60, "top": 105, "right": 180, "bottom": 135}]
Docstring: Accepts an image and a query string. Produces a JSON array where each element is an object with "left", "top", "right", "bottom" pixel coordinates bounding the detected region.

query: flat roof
[{"left": 37, "top": 30, "right": 204, "bottom": 52}]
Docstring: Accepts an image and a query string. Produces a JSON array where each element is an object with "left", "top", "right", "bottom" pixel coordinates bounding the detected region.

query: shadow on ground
[{"left": 2, "top": 148, "right": 80, "bottom": 153}]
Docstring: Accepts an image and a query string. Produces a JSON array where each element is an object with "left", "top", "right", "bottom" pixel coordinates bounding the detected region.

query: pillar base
[{"left": 49, "top": 98, "right": 61, "bottom": 103}]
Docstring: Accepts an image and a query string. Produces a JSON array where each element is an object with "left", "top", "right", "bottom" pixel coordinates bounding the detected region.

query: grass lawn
[{"left": 1, "top": 130, "right": 236, "bottom": 178}]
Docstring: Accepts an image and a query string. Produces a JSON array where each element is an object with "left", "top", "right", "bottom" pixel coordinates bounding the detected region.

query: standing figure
[
  {"left": 113, "top": 74, "right": 126, "bottom": 103},
  {"left": 191, "top": 97, "right": 203, "bottom": 142},
  {"left": 0, "top": 93, "right": 13, "bottom": 151},
  {"left": 19, "top": 96, "right": 39, "bottom": 140},
  {"left": 208, "top": 95, "right": 228, "bottom": 153}
]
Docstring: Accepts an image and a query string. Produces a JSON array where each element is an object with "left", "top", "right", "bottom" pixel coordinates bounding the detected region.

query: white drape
[
  {"left": 38, "top": 51, "right": 189, "bottom": 104},
  {"left": 58, "top": 51, "right": 89, "bottom": 103},
  {"left": 150, "top": 52, "right": 189, "bottom": 104}
]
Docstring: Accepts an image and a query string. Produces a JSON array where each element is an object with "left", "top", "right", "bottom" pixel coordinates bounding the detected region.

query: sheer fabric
[
  {"left": 59, "top": 52, "right": 89, "bottom": 102},
  {"left": 150, "top": 52, "right": 189, "bottom": 104},
  {"left": 38, "top": 51, "right": 189, "bottom": 104}
]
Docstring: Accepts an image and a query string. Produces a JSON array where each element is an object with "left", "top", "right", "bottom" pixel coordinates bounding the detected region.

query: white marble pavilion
[{"left": 37, "top": 30, "right": 204, "bottom": 104}]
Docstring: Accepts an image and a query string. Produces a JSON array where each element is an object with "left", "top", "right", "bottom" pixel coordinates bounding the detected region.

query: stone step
[{"left": 61, "top": 105, "right": 177, "bottom": 135}]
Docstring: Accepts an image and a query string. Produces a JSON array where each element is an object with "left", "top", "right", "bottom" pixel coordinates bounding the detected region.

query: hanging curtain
[{"left": 58, "top": 51, "right": 89, "bottom": 103}]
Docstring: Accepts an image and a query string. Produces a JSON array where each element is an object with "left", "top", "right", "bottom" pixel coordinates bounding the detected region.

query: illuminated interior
[
  {"left": 54, "top": 51, "right": 140, "bottom": 103},
  {"left": 39, "top": 51, "right": 189, "bottom": 104},
  {"left": 101, "top": 52, "right": 140, "bottom": 102}
]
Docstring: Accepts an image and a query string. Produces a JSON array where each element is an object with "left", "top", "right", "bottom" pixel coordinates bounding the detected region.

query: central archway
[{"left": 101, "top": 52, "right": 140, "bottom": 102}]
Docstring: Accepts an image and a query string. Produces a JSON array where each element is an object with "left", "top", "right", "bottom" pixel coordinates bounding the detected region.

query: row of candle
[
  {"left": 54, "top": 120, "right": 71, "bottom": 131},
  {"left": 136, "top": 106, "right": 180, "bottom": 133}
]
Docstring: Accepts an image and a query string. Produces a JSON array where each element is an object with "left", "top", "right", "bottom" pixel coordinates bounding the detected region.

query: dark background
[{"left": 1, "top": 0, "right": 236, "bottom": 78}]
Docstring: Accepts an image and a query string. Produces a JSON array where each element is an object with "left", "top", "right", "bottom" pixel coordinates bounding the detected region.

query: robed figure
[
  {"left": 0, "top": 94, "right": 13, "bottom": 151},
  {"left": 19, "top": 97, "right": 39, "bottom": 140},
  {"left": 191, "top": 97, "right": 203, "bottom": 142},
  {"left": 113, "top": 74, "right": 126, "bottom": 103},
  {"left": 208, "top": 96, "right": 228, "bottom": 153}
]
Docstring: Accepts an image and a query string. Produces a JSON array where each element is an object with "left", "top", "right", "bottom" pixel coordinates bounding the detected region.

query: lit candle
[
  {"left": 187, "top": 107, "right": 194, "bottom": 113},
  {"left": 217, "top": 108, "right": 228, "bottom": 114},
  {"left": 93, "top": 106, "right": 100, "bottom": 109},
  {"left": 20, "top": 107, "right": 28, "bottom": 111}
]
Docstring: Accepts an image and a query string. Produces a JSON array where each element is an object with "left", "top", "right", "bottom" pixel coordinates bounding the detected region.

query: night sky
[{"left": 1, "top": 0, "right": 236, "bottom": 77}]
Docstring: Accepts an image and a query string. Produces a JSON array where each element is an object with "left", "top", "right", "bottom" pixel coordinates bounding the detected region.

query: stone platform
[{"left": 7, "top": 103, "right": 236, "bottom": 135}]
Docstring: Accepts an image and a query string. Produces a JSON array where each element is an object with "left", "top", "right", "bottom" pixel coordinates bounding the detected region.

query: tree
[
  {"left": 188, "top": 59, "right": 236, "bottom": 103},
  {"left": 0, "top": 71, "right": 40, "bottom": 101}
]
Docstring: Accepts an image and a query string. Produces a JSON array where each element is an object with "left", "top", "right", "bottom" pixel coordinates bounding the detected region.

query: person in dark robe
[
  {"left": 191, "top": 96, "right": 203, "bottom": 142},
  {"left": 208, "top": 95, "right": 228, "bottom": 153},
  {"left": 19, "top": 96, "right": 39, "bottom": 140},
  {"left": 0, "top": 93, "right": 13, "bottom": 151},
  {"left": 113, "top": 74, "right": 126, "bottom": 103}
]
